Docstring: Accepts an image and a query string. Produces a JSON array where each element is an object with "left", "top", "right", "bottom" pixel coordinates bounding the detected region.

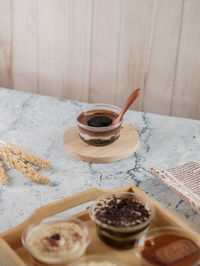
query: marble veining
[{"left": 0, "top": 87, "right": 200, "bottom": 234}]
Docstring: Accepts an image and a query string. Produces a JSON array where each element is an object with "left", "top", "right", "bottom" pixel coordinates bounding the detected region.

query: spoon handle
[
  {"left": 112, "top": 88, "right": 141, "bottom": 125},
  {"left": 120, "top": 88, "right": 141, "bottom": 117}
]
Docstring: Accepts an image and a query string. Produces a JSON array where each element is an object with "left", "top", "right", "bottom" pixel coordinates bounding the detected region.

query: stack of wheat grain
[{"left": 0, "top": 140, "right": 51, "bottom": 184}]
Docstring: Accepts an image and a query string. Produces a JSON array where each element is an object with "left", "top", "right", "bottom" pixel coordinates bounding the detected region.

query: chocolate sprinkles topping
[
  {"left": 50, "top": 233, "right": 60, "bottom": 240},
  {"left": 88, "top": 115, "right": 112, "bottom": 127},
  {"left": 94, "top": 196, "right": 150, "bottom": 227}
]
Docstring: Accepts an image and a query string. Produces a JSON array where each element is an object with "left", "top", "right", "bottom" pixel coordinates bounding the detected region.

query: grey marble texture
[{"left": 0, "top": 87, "right": 200, "bottom": 234}]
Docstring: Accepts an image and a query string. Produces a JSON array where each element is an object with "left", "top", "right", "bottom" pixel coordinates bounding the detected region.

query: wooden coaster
[{"left": 63, "top": 123, "right": 139, "bottom": 163}]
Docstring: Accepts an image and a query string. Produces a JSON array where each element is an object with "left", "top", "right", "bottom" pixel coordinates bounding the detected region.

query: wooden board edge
[
  {"left": 0, "top": 238, "right": 26, "bottom": 266},
  {"left": 63, "top": 123, "right": 140, "bottom": 163},
  {"left": 66, "top": 141, "right": 139, "bottom": 163}
]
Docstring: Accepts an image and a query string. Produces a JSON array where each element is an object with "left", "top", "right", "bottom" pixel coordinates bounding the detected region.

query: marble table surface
[{"left": 0, "top": 87, "right": 200, "bottom": 234}]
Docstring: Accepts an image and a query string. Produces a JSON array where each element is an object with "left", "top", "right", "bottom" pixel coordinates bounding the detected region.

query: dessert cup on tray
[
  {"left": 22, "top": 216, "right": 90, "bottom": 265},
  {"left": 0, "top": 184, "right": 199, "bottom": 266}
]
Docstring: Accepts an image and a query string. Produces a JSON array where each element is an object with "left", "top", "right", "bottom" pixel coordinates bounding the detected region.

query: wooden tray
[
  {"left": 0, "top": 184, "right": 199, "bottom": 266},
  {"left": 63, "top": 123, "right": 139, "bottom": 163}
]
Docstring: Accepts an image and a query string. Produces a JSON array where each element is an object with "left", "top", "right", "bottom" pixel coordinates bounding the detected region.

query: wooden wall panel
[
  {"left": 115, "top": 0, "right": 154, "bottom": 111},
  {"left": 89, "top": 0, "right": 121, "bottom": 105},
  {"left": 63, "top": 0, "right": 92, "bottom": 102},
  {"left": 0, "top": 0, "right": 12, "bottom": 89},
  {"left": 37, "top": 0, "right": 92, "bottom": 101},
  {"left": 0, "top": 0, "right": 200, "bottom": 119},
  {"left": 171, "top": 0, "right": 200, "bottom": 119},
  {"left": 12, "top": 0, "right": 38, "bottom": 93},
  {"left": 143, "top": 0, "right": 184, "bottom": 115},
  {"left": 38, "top": 0, "right": 66, "bottom": 98}
]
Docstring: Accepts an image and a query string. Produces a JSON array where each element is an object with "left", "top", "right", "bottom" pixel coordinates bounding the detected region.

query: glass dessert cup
[
  {"left": 68, "top": 254, "right": 129, "bottom": 266},
  {"left": 135, "top": 226, "right": 200, "bottom": 266},
  {"left": 22, "top": 215, "right": 90, "bottom": 265},
  {"left": 89, "top": 192, "right": 154, "bottom": 250},
  {"left": 76, "top": 103, "right": 122, "bottom": 146}
]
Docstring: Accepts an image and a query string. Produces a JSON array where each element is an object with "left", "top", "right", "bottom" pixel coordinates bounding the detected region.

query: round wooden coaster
[{"left": 63, "top": 123, "right": 139, "bottom": 163}]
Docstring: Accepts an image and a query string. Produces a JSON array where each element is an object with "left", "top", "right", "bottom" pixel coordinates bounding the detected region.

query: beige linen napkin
[{"left": 149, "top": 160, "right": 200, "bottom": 214}]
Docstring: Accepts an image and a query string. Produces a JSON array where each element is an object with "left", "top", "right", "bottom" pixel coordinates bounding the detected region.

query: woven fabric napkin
[{"left": 149, "top": 160, "right": 200, "bottom": 214}]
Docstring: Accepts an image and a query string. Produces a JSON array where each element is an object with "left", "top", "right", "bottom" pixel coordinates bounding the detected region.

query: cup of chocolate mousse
[
  {"left": 89, "top": 192, "right": 154, "bottom": 249},
  {"left": 135, "top": 226, "right": 200, "bottom": 266},
  {"left": 76, "top": 104, "right": 122, "bottom": 146},
  {"left": 22, "top": 216, "right": 90, "bottom": 265}
]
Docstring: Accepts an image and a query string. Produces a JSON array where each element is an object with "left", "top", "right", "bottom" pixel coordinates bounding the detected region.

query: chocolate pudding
[
  {"left": 140, "top": 234, "right": 200, "bottom": 266},
  {"left": 77, "top": 108, "right": 122, "bottom": 146},
  {"left": 89, "top": 192, "right": 154, "bottom": 249}
]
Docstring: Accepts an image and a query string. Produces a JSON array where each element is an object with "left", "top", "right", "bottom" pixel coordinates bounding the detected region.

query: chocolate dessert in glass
[
  {"left": 135, "top": 226, "right": 200, "bottom": 266},
  {"left": 77, "top": 104, "right": 122, "bottom": 146},
  {"left": 89, "top": 192, "right": 154, "bottom": 249}
]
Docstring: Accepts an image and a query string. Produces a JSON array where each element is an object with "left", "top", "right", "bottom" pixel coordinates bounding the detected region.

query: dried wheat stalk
[
  {"left": 5, "top": 142, "right": 51, "bottom": 169},
  {"left": 0, "top": 159, "right": 8, "bottom": 184},
  {"left": 0, "top": 147, "right": 50, "bottom": 184}
]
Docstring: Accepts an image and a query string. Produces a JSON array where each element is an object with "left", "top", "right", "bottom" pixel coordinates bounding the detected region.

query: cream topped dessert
[
  {"left": 24, "top": 220, "right": 88, "bottom": 265},
  {"left": 78, "top": 262, "right": 118, "bottom": 266},
  {"left": 68, "top": 255, "right": 127, "bottom": 266}
]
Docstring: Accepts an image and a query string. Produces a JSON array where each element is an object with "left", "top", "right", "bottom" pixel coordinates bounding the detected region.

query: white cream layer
[
  {"left": 79, "top": 262, "right": 118, "bottom": 266},
  {"left": 78, "top": 130, "right": 120, "bottom": 141},
  {"left": 26, "top": 221, "right": 87, "bottom": 264}
]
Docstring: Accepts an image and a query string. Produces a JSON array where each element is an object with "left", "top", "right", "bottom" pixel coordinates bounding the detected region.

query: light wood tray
[
  {"left": 0, "top": 184, "right": 199, "bottom": 266},
  {"left": 63, "top": 123, "right": 139, "bottom": 163}
]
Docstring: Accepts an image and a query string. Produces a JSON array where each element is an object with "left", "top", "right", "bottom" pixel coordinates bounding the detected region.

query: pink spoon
[{"left": 110, "top": 88, "right": 141, "bottom": 126}]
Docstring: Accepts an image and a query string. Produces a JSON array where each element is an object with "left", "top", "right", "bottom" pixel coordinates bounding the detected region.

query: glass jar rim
[
  {"left": 76, "top": 103, "right": 123, "bottom": 131},
  {"left": 135, "top": 225, "right": 200, "bottom": 247}
]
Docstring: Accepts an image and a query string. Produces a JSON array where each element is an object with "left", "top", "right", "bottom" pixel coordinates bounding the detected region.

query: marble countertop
[{"left": 0, "top": 87, "right": 200, "bottom": 234}]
